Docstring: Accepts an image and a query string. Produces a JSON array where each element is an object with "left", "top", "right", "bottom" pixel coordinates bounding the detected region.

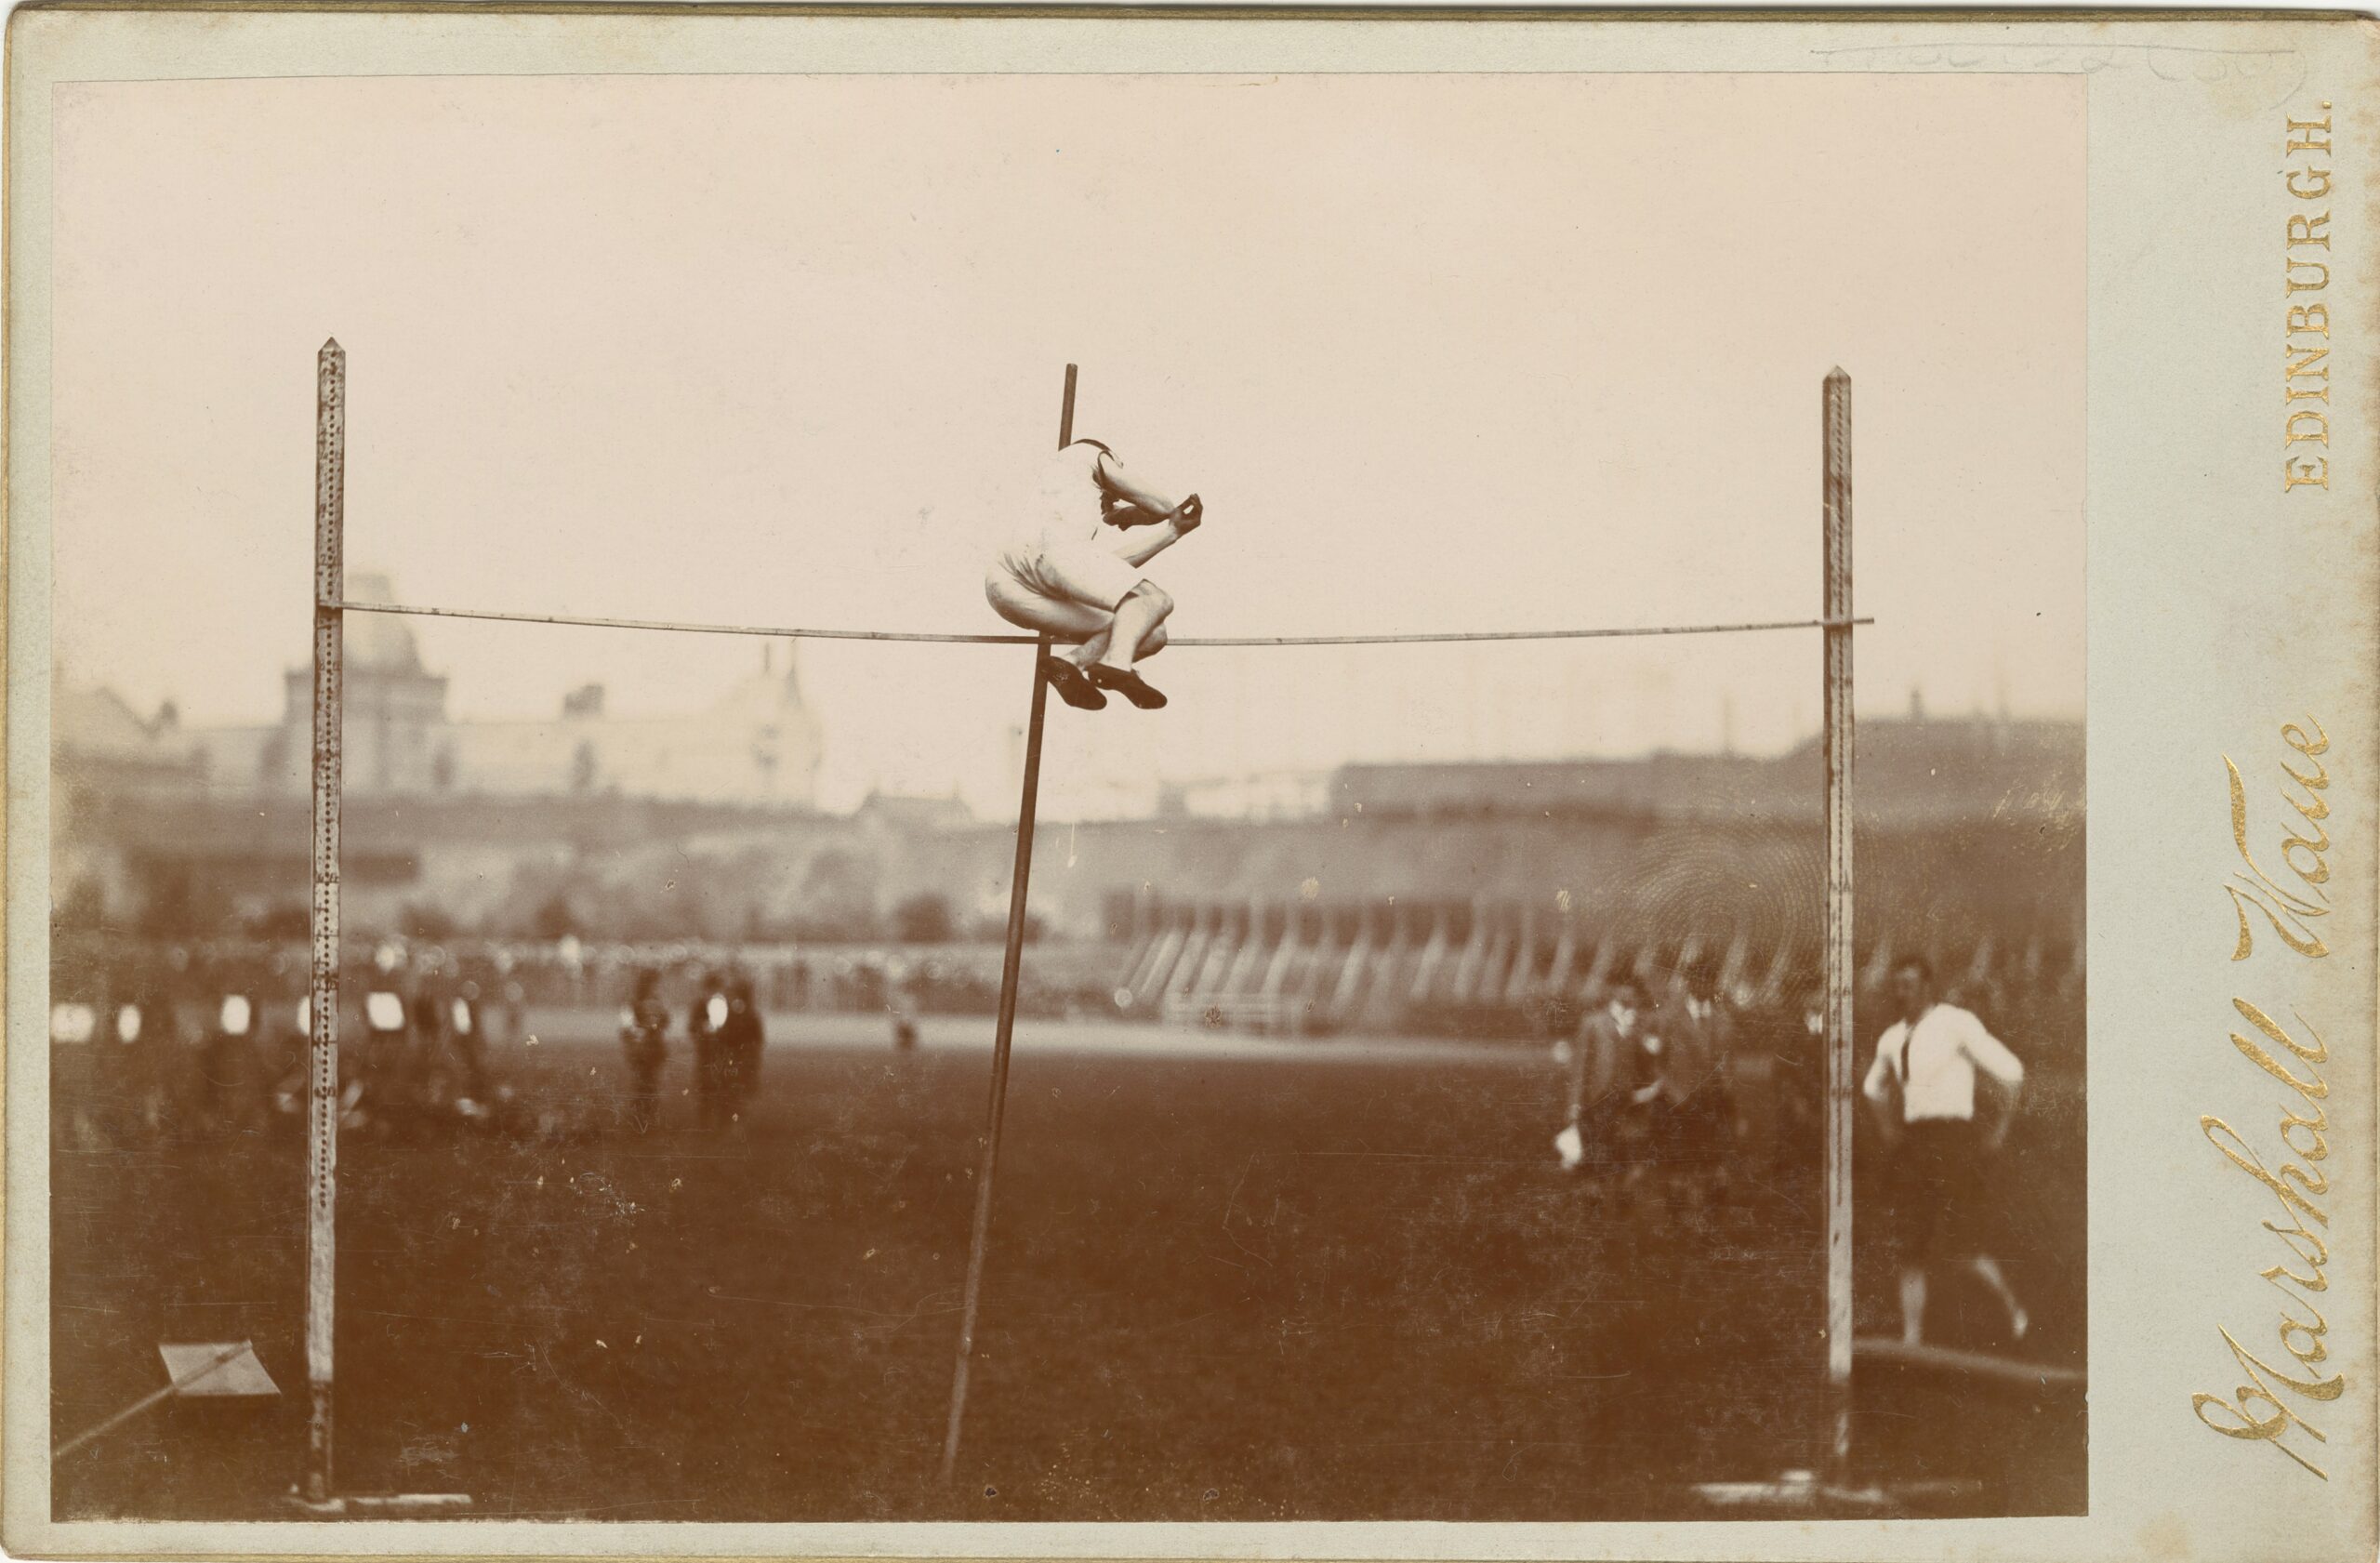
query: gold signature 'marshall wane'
[{"left": 2195, "top": 718, "right": 2343, "bottom": 1479}]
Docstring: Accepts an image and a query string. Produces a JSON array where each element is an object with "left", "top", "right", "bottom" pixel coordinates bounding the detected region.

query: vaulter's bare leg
[
  {"left": 1098, "top": 584, "right": 1172, "bottom": 675},
  {"left": 1085, "top": 585, "right": 1174, "bottom": 709},
  {"left": 1061, "top": 624, "right": 1114, "bottom": 670},
  {"left": 984, "top": 585, "right": 1117, "bottom": 709},
  {"left": 1060, "top": 616, "right": 1168, "bottom": 674}
]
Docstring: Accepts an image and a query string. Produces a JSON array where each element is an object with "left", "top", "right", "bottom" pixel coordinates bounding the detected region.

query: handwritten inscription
[
  {"left": 2196, "top": 717, "right": 2345, "bottom": 1478},
  {"left": 2224, "top": 718, "right": 2331, "bottom": 959}
]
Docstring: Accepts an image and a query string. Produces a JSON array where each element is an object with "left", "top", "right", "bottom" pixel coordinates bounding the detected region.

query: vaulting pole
[
  {"left": 305, "top": 338, "right": 347, "bottom": 1505},
  {"left": 1820, "top": 366, "right": 1857, "bottom": 1469},
  {"left": 940, "top": 364, "right": 1074, "bottom": 1486}
]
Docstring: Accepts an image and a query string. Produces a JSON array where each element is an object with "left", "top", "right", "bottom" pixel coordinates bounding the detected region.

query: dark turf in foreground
[{"left": 50, "top": 1015, "right": 2083, "bottom": 1521}]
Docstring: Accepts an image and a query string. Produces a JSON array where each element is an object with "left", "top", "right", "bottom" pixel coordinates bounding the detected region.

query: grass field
[{"left": 50, "top": 1012, "right": 2085, "bottom": 1522}]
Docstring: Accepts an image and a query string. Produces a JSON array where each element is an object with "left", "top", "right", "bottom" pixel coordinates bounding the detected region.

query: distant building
[
  {"left": 854, "top": 788, "right": 975, "bottom": 834},
  {"left": 184, "top": 574, "right": 825, "bottom": 807},
  {"left": 1157, "top": 771, "right": 1333, "bottom": 821},
  {"left": 52, "top": 612, "right": 2076, "bottom": 952},
  {"left": 1329, "top": 713, "right": 2080, "bottom": 829},
  {"left": 51, "top": 668, "right": 207, "bottom": 921},
  {"left": 53, "top": 674, "right": 204, "bottom": 799}
]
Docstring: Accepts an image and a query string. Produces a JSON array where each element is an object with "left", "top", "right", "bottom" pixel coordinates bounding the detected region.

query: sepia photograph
[
  {"left": 29, "top": 33, "right": 2110, "bottom": 1540},
  {"left": 31, "top": 62, "right": 2091, "bottom": 1528}
]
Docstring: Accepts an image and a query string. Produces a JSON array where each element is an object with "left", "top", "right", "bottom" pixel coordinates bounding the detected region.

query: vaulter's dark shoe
[
  {"left": 1038, "top": 654, "right": 1109, "bottom": 710},
  {"left": 1086, "top": 663, "right": 1168, "bottom": 709}
]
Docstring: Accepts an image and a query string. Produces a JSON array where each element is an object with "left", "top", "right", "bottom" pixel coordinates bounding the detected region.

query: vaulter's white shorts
[{"left": 985, "top": 540, "right": 1146, "bottom": 622}]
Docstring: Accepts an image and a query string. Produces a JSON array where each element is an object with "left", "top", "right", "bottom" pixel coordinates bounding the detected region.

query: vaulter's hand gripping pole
[
  {"left": 1820, "top": 366, "right": 1856, "bottom": 1470},
  {"left": 940, "top": 364, "right": 1075, "bottom": 1486},
  {"left": 306, "top": 338, "right": 347, "bottom": 1505}
]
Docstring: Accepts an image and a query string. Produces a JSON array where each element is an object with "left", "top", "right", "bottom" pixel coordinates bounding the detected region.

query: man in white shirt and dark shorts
[
  {"left": 985, "top": 437, "right": 1202, "bottom": 712},
  {"left": 1860, "top": 954, "right": 2033, "bottom": 1347}
]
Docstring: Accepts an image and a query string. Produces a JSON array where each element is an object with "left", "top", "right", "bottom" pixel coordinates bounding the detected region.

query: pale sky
[{"left": 50, "top": 72, "right": 2084, "bottom": 817}]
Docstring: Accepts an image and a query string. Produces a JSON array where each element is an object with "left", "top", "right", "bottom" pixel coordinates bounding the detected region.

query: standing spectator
[
  {"left": 410, "top": 948, "right": 458, "bottom": 1118},
  {"left": 450, "top": 974, "right": 493, "bottom": 1119},
  {"left": 198, "top": 981, "right": 263, "bottom": 1137},
  {"left": 688, "top": 968, "right": 729, "bottom": 1131},
  {"left": 1559, "top": 976, "right": 1662, "bottom": 1178},
  {"left": 1655, "top": 962, "right": 1737, "bottom": 1199},
  {"left": 1861, "top": 954, "right": 2033, "bottom": 1347},
  {"left": 110, "top": 943, "right": 173, "bottom": 1142},
  {"left": 408, "top": 948, "right": 447, "bottom": 1051},
  {"left": 619, "top": 968, "right": 670, "bottom": 1133},
  {"left": 717, "top": 974, "right": 766, "bottom": 1129},
  {"left": 1758, "top": 978, "right": 1827, "bottom": 1180},
  {"left": 49, "top": 946, "right": 104, "bottom": 1150},
  {"left": 360, "top": 944, "right": 414, "bottom": 1134},
  {"left": 496, "top": 948, "right": 528, "bottom": 1047},
  {"left": 886, "top": 957, "right": 920, "bottom": 1052}
]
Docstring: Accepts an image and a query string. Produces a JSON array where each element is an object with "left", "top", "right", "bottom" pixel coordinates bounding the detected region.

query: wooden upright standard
[
  {"left": 306, "top": 338, "right": 347, "bottom": 1505},
  {"left": 1821, "top": 366, "right": 1857, "bottom": 1467}
]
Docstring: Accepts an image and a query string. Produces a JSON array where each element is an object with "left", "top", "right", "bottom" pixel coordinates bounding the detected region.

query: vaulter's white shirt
[
  {"left": 1007, "top": 441, "right": 1111, "bottom": 562},
  {"left": 1860, "top": 1003, "right": 2025, "bottom": 1123}
]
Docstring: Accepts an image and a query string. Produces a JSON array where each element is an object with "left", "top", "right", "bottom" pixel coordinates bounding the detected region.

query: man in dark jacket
[
  {"left": 1562, "top": 975, "right": 1662, "bottom": 1175},
  {"left": 1652, "top": 962, "right": 1738, "bottom": 1196},
  {"left": 716, "top": 974, "right": 765, "bottom": 1130},
  {"left": 688, "top": 967, "right": 728, "bottom": 1131},
  {"left": 620, "top": 967, "right": 670, "bottom": 1133}
]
